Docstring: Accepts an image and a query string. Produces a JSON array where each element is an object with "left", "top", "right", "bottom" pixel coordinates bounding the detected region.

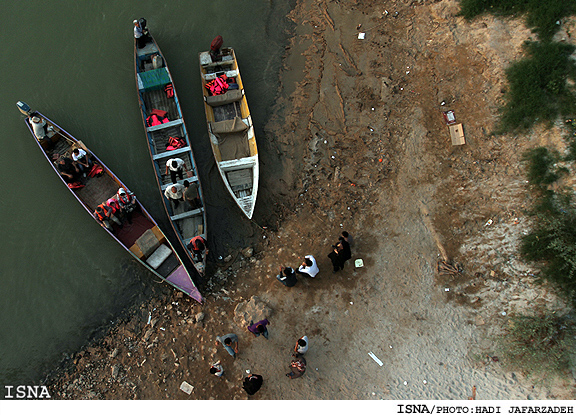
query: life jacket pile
[
  {"left": 166, "top": 136, "right": 186, "bottom": 151},
  {"left": 205, "top": 74, "right": 230, "bottom": 96},
  {"left": 165, "top": 84, "right": 174, "bottom": 99},
  {"left": 146, "top": 108, "right": 169, "bottom": 127}
]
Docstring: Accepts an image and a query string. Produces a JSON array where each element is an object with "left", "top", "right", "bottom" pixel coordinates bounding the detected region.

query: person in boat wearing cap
[
  {"left": 115, "top": 187, "right": 137, "bottom": 224},
  {"left": 29, "top": 115, "right": 54, "bottom": 149},
  {"left": 133, "top": 18, "right": 149, "bottom": 49}
]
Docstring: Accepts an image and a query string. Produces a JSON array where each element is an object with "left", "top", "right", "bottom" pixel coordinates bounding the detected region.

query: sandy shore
[{"left": 44, "top": 0, "right": 576, "bottom": 400}]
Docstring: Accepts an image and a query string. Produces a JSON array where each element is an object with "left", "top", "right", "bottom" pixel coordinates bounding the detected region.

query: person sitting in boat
[
  {"left": 71, "top": 148, "right": 92, "bottom": 177},
  {"left": 94, "top": 203, "right": 122, "bottom": 232},
  {"left": 210, "top": 35, "right": 223, "bottom": 62},
  {"left": 115, "top": 187, "right": 138, "bottom": 224},
  {"left": 164, "top": 183, "right": 186, "bottom": 208},
  {"left": 56, "top": 155, "right": 81, "bottom": 184},
  {"left": 187, "top": 235, "right": 208, "bottom": 263},
  {"left": 133, "top": 18, "right": 150, "bottom": 49},
  {"left": 183, "top": 180, "right": 201, "bottom": 209},
  {"left": 29, "top": 115, "right": 54, "bottom": 150}
]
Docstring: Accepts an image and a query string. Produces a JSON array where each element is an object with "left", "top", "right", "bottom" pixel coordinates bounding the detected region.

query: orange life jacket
[{"left": 95, "top": 203, "right": 111, "bottom": 221}]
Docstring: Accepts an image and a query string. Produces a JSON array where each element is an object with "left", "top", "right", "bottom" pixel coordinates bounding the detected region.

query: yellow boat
[{"left": 199, "top": 47, "right": 259, "bottom": 219}]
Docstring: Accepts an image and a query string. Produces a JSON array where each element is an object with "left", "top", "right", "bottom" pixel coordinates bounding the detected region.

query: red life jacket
[
  {"left": 167, "top": 136, "right": 185, "bottom": 151},
  {"left": 146, "top": 113, "right": 169, "bottom": 126},
  {"left": 205, "top": 75, "right": 229, "bottom": 96},
  {"left": 88, "top": 164, "right": 103, "bottom": 178},
  {"left": 165, "top": 84, "right": 174, "bottom": 98},
  {"left": 67, "top": 182, "right": 85, "bottom": 189}
]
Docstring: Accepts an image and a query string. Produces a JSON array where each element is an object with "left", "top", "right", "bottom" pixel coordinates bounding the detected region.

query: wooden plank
[
  {"left": 153, "top": 146, "right": 191, "bottom": 160},
  {"left": 449, "top": 123, "right": 465, "bottom": 146},
  {"left": 146, "top": 118, "right": 183, "bottom": 132},
  {"left": 170, "top": 208, "right": 203, "bottom": 221}
]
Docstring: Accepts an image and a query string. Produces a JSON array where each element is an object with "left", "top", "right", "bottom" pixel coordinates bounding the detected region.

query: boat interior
[
  {"left": 136, "top": 40, "right": 206, "bottom": 256},
  {"left": 32, "top": 116, "right": 180, "bottom": 279}
]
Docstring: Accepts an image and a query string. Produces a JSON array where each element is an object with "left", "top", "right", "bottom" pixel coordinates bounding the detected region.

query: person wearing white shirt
[
  {"left": 297, "top": 255, "right": 319, "bottom": 278},
  {"left": 165, "top": 158, "right": 188, "bottom": 184},
  {"left": 164, "top": 183, "right": 185, "bottom": 207}
]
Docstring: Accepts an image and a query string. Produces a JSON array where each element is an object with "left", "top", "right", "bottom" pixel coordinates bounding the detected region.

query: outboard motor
[{"left": 16, "top": 101, "right": 31, "bottom": 116}]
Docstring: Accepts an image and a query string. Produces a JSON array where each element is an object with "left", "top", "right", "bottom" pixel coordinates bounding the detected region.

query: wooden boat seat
[
  {"left": 211, "top": 117, "right": 248, "bottom": 134},
  {"left": 203, "top": 69, "right": 238, "bottom": 81},
  {"left": 130, "top": 226, "right": 166, "bottom": 259},
  {"left": 170, "top": 207, "right": 203, "bottom": 222},
  {"left": 146, "top": 244, "right": 172, "bottom": 270},
  {"left": 146, "top": 118, "right": 183, "bottom": 132},
  {"left": 152, "top": 146, "right": 191, "bottom": 161},
  {"left": 206, "top": 89, "right": 243, "bottom": 107}
]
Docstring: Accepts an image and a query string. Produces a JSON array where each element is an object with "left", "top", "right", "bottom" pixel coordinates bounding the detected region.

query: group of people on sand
[
  {"left": 276, "top": 231, "right": 353, "bottom": 287},
  {"left": 207, "top": 231, "right": 354, "bottom": 396},
  {"left": 212, "top": 324, "right": 311, "bottom": 395}
]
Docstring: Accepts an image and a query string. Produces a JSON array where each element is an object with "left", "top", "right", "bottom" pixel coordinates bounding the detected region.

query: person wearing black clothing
[
  {"left": 242, "top": 374, "right": 263, "bottom": 395},
  {"left": 57, "top": 156, "right": 81, "bottom": 183},
  {"left": 276, "top": 266, "right": 297, "bottom": 287},
  {"left": 328, "top": 236, "right": 351, "bottom": 273}
]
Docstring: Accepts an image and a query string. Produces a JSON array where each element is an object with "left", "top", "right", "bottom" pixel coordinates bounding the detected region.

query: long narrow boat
[
  {"left": 199, "top": 46, "right": 259, "bottom": 219},
  {"left": 17, "top": 101, "right": 202, "bottom": 303},
  {"left": 133, "top": 21, "right": 208, "bottom": 275}
]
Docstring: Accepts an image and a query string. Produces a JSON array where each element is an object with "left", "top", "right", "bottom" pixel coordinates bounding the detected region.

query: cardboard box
[{"left": 449, "top": 123, "right": 465, "bottom": 145}]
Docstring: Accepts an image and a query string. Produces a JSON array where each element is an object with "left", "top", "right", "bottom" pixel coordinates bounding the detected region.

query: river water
[{"left": 0, "top": 0, "right": 294, "bottom": 389}]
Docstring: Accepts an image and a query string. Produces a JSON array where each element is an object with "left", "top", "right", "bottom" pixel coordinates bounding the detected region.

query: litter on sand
[
  {"left": 358, "top": 32, "right": 366, "bottom": 39},
  {"left": 179, "top": 381, "right": 194, "bottom": 395},
  {"left": 368, "top": 352, "right": 383, "bottom": 366},
  {"left": 355, "top": 259, "right": 364, "bottom": 268}
]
